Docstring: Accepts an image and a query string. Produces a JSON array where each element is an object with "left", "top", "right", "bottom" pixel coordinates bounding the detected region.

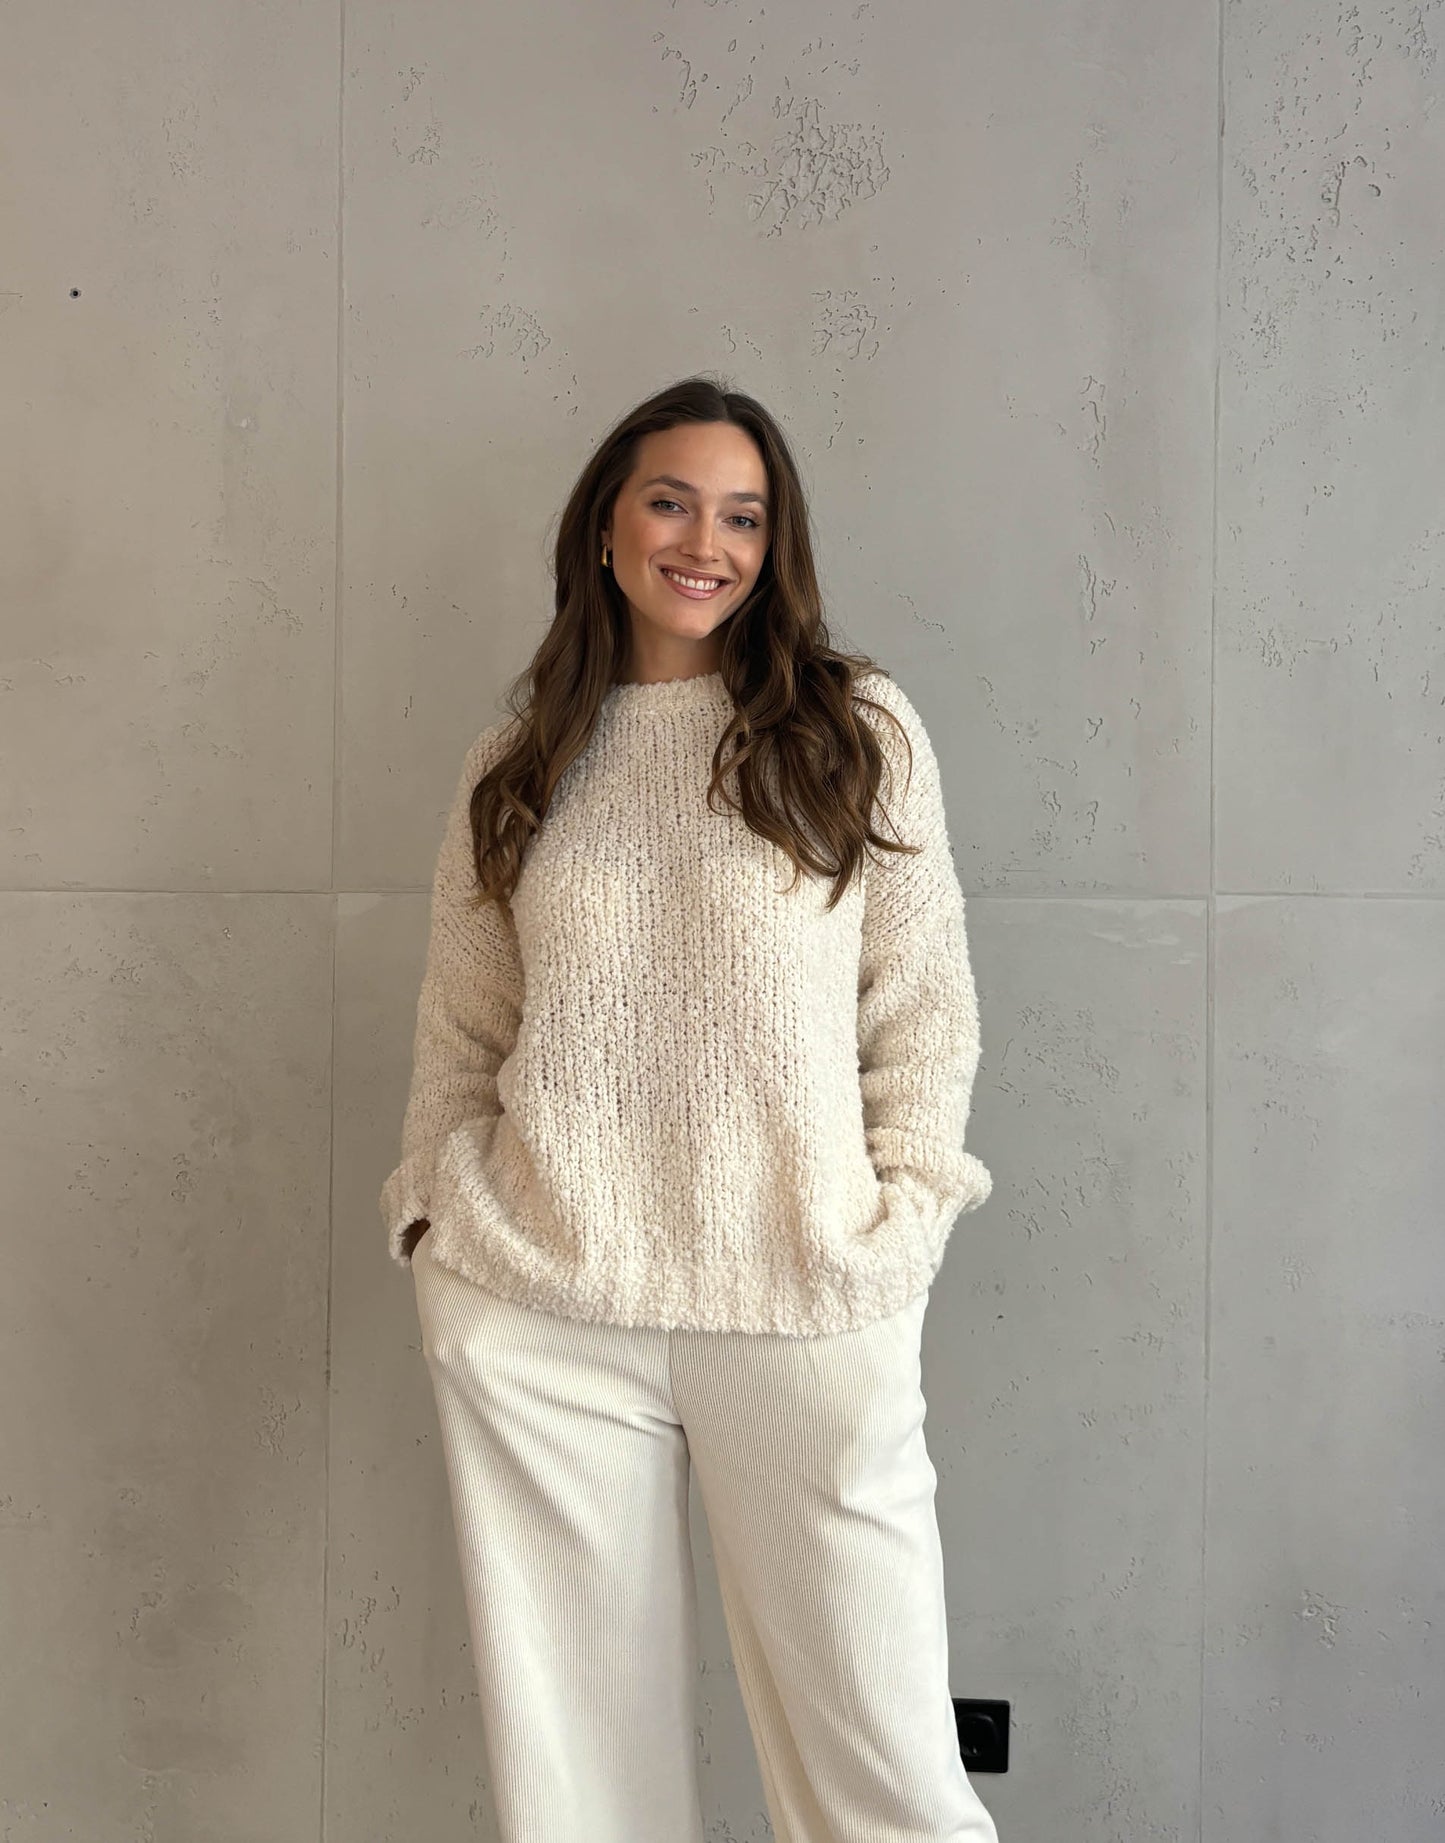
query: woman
[{"left": 381, "top": 374, "right": 1000, "bottom": 1843}]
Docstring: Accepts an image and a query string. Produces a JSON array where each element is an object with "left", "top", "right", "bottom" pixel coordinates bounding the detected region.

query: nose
[{"left": 680, "top": 514, "right": 722, "bottom": 564}]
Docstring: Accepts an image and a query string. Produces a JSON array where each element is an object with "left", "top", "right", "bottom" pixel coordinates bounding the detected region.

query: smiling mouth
[{"left": 659, "top": 566, "right": 732, "bottom": 594}]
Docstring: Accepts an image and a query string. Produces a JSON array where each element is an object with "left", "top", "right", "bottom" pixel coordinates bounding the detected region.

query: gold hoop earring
[{"left": 601, "top": 542, "right": 611, "bottom": 569}]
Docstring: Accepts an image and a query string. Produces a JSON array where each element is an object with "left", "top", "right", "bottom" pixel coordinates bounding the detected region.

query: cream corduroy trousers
[{"left": 411, "top": 1225, "right": 1001, "bottom": 1843}]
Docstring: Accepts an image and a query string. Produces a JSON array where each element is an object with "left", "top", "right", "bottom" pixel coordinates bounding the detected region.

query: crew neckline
[{"left": 604, "top": 669, "right": 730, "bottom": 706}]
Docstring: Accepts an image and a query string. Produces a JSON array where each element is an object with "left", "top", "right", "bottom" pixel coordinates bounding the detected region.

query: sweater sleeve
[
  {"left": 855, "top": 675, "right": 992, "bottom": 1241},
  {"left": 379, "top": 719, "right": 525, "bottom": 1268}
]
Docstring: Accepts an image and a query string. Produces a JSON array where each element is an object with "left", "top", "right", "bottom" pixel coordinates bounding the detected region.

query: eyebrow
[{"left": 639, "top": 473, "right": 769, "bottom": 511}]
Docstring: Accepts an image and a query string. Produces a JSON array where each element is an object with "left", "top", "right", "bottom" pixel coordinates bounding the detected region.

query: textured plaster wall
[{"left": 2, "top": 1, "right": 1442, "bottom": 1839}]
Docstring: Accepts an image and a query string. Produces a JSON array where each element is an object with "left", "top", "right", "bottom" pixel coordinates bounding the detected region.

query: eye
[{"left": 649, "top": 497, "right": 761, "bottom": 530}]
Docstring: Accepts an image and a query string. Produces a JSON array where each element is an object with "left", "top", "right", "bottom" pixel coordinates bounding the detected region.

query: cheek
[{"left": 628, "top": 517, "right": 669, "bottom": 559}]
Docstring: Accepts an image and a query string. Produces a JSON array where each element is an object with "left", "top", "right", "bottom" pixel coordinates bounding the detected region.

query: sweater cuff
[
  {"left": 871, "top": 1141, "right": 994, "bottom": 1226},
  {"left": 380, "top": 1154, "right": 433, "bottom": 1268}
]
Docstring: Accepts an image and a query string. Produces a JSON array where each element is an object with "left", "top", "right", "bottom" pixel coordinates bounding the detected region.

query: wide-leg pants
[{"left": 411, "top": 1225, "right": 1001, "bottom": 1843}]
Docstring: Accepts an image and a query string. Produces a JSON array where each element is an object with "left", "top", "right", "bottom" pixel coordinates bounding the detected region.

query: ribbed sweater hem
[{"left": 412, "top": 1210, "right": 959, "bottom": 1339}]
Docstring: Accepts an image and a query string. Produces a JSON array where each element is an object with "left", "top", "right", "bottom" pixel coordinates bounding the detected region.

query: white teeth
[{"left": 662, "top": 568, "right": 724, "bottom": 590}]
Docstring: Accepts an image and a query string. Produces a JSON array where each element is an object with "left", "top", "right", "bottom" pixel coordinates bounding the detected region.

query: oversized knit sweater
[{"left": 378, "top": 667, "right": 992, "bottom": 1336}]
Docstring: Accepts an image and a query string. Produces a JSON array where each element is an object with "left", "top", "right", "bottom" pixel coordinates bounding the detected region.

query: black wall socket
[{"left": 952, "top": 1699, "right": 1009, "bottom": 1773}]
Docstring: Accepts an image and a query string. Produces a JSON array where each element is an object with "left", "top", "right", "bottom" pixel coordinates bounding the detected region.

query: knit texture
[{"left": 379, "top": 668, "right": 992, "bottom": 1335}]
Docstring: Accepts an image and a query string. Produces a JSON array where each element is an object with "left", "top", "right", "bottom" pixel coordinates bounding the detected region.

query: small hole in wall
[{"left": 70, "top": 288, "right": 80, "bottom": 297}]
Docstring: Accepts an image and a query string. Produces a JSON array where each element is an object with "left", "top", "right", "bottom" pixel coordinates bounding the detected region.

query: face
[{"left": 600, "top": 422, "right": 771, "bottom": 661}]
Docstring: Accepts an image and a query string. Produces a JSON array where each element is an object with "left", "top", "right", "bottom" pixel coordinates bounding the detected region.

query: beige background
[{"left": 2, "top": 0, "right": 1443, "bottom": 1838}]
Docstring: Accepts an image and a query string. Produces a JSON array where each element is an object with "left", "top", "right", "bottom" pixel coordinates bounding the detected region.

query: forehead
[{"left": 630, "top": 423, "right": 768, "bottom": 495}]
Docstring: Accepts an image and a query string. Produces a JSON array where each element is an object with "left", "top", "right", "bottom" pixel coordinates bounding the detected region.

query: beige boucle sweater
[{"left": 379, "top": 667, "right": 991, "bottom": 1336}]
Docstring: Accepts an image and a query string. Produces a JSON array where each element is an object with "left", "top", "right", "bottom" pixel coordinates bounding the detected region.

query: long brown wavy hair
[{"left": 467, "top": 373, "right": 920, "bottom": 914}]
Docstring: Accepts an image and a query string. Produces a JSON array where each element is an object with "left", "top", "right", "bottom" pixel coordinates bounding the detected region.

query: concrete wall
[{"left": 3, "top": 1, "right": 1442, "bottom": 1837}]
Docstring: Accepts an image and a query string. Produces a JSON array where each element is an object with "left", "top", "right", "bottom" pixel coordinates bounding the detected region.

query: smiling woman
[{"left": 382, "top": 373, "right": 999, "bottom": 1843}]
